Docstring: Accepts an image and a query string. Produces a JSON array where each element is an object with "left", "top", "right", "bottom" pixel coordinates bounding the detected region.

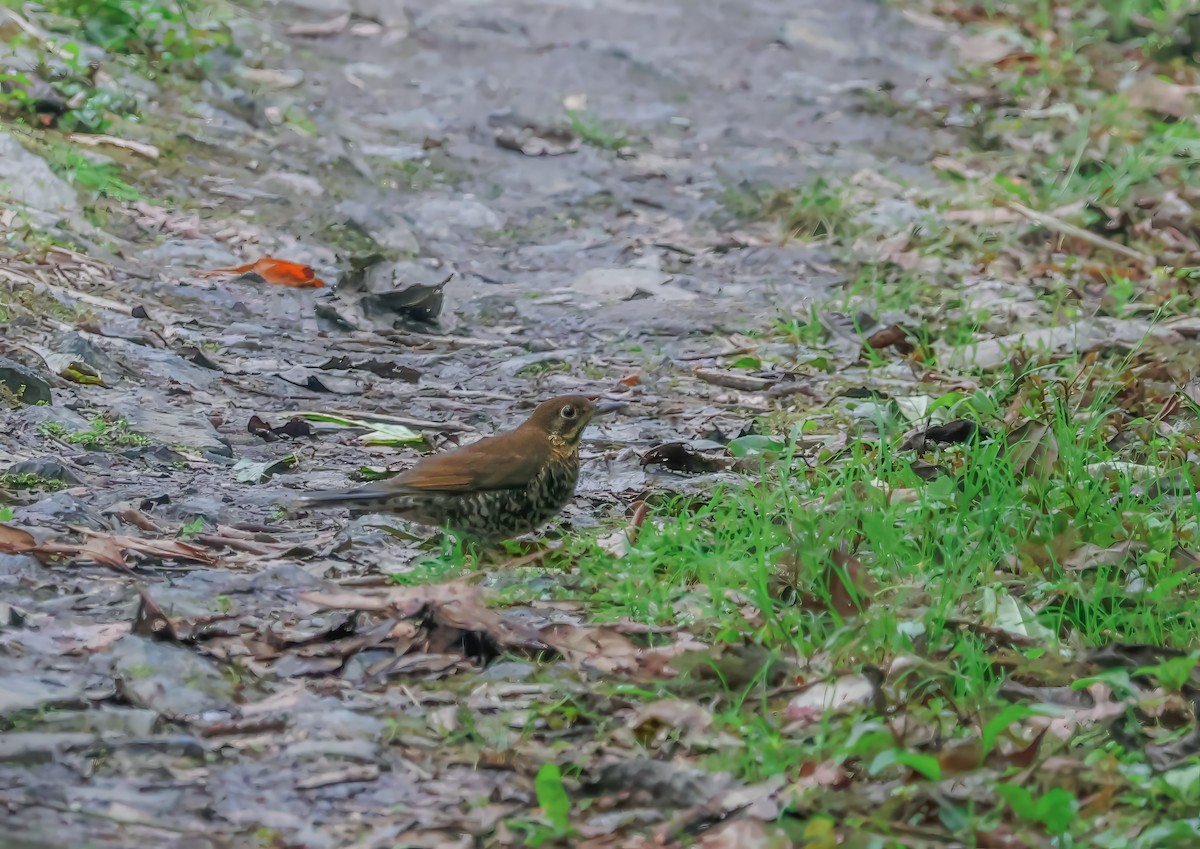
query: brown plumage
[{"left": 293, "top": 395, "right": 599, "bottom": 542}]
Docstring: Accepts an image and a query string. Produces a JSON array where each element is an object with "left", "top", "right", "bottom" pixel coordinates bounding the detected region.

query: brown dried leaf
[
  {"left": 1126, "top": 76, "right": 1200, "bottom": 120},
  {"left": 0, "top": 523, "right": 36, "bottom": 554},
  {"left": 1005, "top": 419, "right": 1058, "bottom": 479},
  {"left": 864, "top": 324, "right": 915, "bottom": 354},
  {"left": 628, "top": 698, "right": 713, "bottom": 746}
]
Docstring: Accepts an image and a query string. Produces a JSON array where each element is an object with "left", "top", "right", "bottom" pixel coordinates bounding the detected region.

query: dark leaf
[
  {"left": 902, "top": 419, "right": 985, "bottom": 450},
  {"left": 641, "top": 442, "right": 731, "bottom": 474},
  {"left": 865, "top": 323, "right": 915, "bottom": 354}
]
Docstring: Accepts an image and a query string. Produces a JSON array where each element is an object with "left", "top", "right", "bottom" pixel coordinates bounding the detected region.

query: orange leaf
[
  {"left": 199, "top": 257, "right": 325, "bottom": 288},
  {"left": 0, "top": 523, "right": 36, "bottom": 554}
]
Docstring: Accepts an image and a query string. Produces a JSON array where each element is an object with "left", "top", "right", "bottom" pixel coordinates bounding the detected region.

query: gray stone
[
  {"left": 11, "top": 403, "right": 91, "bottom": 432},
  {"left": 0, "top": 133, "right": 79, "bottom": 218},
  {"left": 17, "top": 491, "right": 108, "bottom": 529},
  {"left": 0, "top": 356, "right": 52, "bottom": 406},
  {"left": 0, "top": 732, "right": 95, "bottom": 764},
  {"left": 109, "top": 634, "right": 235, "bottom": 719},
  {"left": 261, "top": 171, "right": 325, "bottom": 197},
  {"left": 406, "top": 197, "right": 503, "bottom": 240},
  {"left": 54, "top": 332, "right": 125, "bottom": 383},
  {"left": 2, "top": 459, "right": 83, "bottom": 486},
  {"left": 374, "top": 219, "right": 420, "bottom": 255},
  {"left": 108, "top": 400, "right": 232, "bottom": 457},
  {"left": 98, "top": 337, "right": 220, "bottom": 391},
  {"left": 31, "top": 707, "right": 161, "bottom": 737},
  {"left": 138, "top": 238, "right": 241, "bottom": 271},
  {"left": 353, "top": 0, "right": 410, "bottom": 30},
  {"left": 567, "top": 268, "right": 697, "bottom": 304},
  {"left": 0, "top": 675, "right": 86, "bottom": 717},
  {"left": 851, "top": 197, "right": 928, "bottom": 232}
]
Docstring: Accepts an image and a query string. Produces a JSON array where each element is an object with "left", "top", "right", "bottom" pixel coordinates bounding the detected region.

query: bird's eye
[{"left": 560, "top": 405, "right": 577, "bottom": 419}]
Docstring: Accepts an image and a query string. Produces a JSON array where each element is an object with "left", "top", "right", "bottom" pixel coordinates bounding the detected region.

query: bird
[{"left": 292, "top": 394, "right": 606, "bottom": 543}]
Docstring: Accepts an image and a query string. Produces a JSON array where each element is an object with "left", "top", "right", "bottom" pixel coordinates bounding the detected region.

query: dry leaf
[
  {"left": 0, "top": 523, "right": 36, "bottom": 554},
  {"left": 199, "top": 257, "right": 326, "bottom": 288},
  {"left": 1126, "top": 76, "right": 1200, "bottom": 120},
  {"left": 286, "top": 12, "right": 350, "bottom": 37}
]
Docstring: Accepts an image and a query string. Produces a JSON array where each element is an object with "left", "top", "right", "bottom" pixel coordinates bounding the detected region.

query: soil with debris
[{"left": 2, "top": 0, "right": 958, "bottom": 846}]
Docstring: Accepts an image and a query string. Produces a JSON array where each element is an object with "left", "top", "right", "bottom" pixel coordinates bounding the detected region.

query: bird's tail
[{"left": 289, "top": 486, "right": 403, "bottom": 513}]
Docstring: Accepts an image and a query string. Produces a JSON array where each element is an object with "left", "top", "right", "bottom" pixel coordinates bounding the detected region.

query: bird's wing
[{"left": 390, "top": 430, "right": 551, "bottom": 493}]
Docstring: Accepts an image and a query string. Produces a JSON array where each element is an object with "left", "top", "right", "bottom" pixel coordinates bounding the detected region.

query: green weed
[{"left": 40, "top": 416, "right": 150, "bottom": 450}]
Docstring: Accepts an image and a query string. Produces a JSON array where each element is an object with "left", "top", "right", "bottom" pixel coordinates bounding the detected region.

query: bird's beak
[{"left": 592, "top": 399, "right": 626, "bottom": 417}]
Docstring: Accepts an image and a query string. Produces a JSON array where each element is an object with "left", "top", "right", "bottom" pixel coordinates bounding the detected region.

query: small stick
[
  {"left": 694, "top": 368, "right": 775, "bottom": 392},
  {"left": 1006, "top": 201, "right": 1156, "bottom": 268}
]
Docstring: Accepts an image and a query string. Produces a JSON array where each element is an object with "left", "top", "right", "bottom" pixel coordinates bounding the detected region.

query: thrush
[{"left": 293, "top": 394, "right": 604, "bottom": 542}]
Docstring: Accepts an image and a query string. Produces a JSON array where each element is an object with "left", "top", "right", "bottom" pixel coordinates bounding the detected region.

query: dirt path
[{"left": 1, "top": 0, "right": 956, "bottom": 845}]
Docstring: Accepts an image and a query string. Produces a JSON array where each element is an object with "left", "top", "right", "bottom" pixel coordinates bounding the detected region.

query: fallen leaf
[
  {"left": 901, "top": 419, "right": 985, "bottom": 450},
  {"left": 640, "top": 442, "right": 731, "bottom": 474},
  {"left": 199, "top": 257, "right": 326, "bottom": 288},
  {"left": 1006, "top": 419, "right": 1058, "bottom": 479},
  {"left": 865, "top": 324, "right": 915, "bottom": 354},
  {"left": 30, "top": 528, "right": 216, "bottom": 569},
  {"left": 629, "top": 698, "right": 714, "bottom": 746},
  {"left": 286, "top": 12, "right": 350, "bottom": 36},
  {"left": 1126, "top": 76, "right": 1200, "bottom": 120},
  {"left": 248, "top": 414, "right": 314, "bottom": 441},
  {"left": 232, "top": 455, "right": 297, "bottom": 484},
  {"left": 784, "top": 672, "right": 882, "bottom": 729},
  {"left": 0, "top": 523, "right": 36, "bottom": 554},
  {"left": 782, "top": 547, "right": 877, "bottom": 618},
  {"left": 295, "top": 411, "right": 423, "bottom": 445}
]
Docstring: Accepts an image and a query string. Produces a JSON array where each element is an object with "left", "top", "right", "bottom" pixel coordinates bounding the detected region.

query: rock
[
  {"left": 0, "top": 675, "right": 86, "bottom": 717},
  {"left": 937, "top": 318, "right": 1162, "bottom": 371},
  {"left": 11, "top": 403, "right": 91, "bottom": 432},
  {"left": 334, "top": 200, "right": 420, "bottom": 255},
  {"left": 280, "top": 0, "right": 350, "bottom": 14},
  {"left": 2, "top": 459, "right": 83, "bottom": 486},
  {"left": 33, "top": 707, "right": 161, "bottom": 737},
  {"left": 16, "top": 491, "right": 108, "bottom": 529},
  {"left": 109, "top": 634, "right": 235, "bottom": 720},
  {"left": 374, "top": 220, "right": 420, "bottom": 255},
  {"left": 851, "top": 197, "right": 927, "bottom": 232},
  {"left": 54, "top": 332, "right": 125, "bottom": 383},
  {"left": 137, "top": 238, "right": 241, "bottom": 271},
  {"left": 98, "top": 338, "right": 220, "bottom": 392},
  {"left": 0, "top": 732, "right": 95, "bottom": 764},
  {"left": 0, "top": 133, "right": 79, "bottom": 218},
  {"left": 0, "top": 554, "right": 42, "bottom": 586},
  {"left": 261, "top": 171, "right": 325, "bottom": 197},
  {"left": 406, "top": 197, "right": 503, "bottom": 240},
  {"left": 567, "top": 268, "right": 698, "bottom": 304},
  {"left": 0, "top": 356, "right": 53, "bottom": 406},
  {"left": 361, "top": 107, "right": 445, "bottom": 134},
  {"left": 353, "top": 0, "right": 410, "bottom": 30},
  {"left": 108, "top": 400, "right": 232, "bottom": 457}
]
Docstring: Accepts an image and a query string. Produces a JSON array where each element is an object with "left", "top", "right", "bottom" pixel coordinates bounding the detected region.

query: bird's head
[{"left": 525, "top": 394, "right": 600, "bottom": 447}]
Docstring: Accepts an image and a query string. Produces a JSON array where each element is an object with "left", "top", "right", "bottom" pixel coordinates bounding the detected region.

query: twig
[
  {"left": 694, "top": 368, "right": 775, "bottom": 392},
  {"left": 0, "top": 796, "right": 218, "bottom": 836},
  {"left": 1006, "top": 201, "right": 1156, "bottom": 268},
  {"left": 69, "top": 133, "right": 160, "bottom": 160},
  {"left": 289, "top": 408, "right": 475, "bottom": 432},
  {"left": 0, "top": 7, "right": 75, "bottom": 60}
]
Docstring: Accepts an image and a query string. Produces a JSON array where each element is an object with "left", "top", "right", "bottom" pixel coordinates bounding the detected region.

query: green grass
[
  {"left": 40, "top": 417, "right": 150, "bottom": 450},
  {"left": 564, "top": 110, "right": 630, "bottom": 151},
  {"left": 1, "top": 472, "right": 65, "bottom": 492},
  {"left": 44, "top": 142, "right": 145, "bottom": 202}
]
